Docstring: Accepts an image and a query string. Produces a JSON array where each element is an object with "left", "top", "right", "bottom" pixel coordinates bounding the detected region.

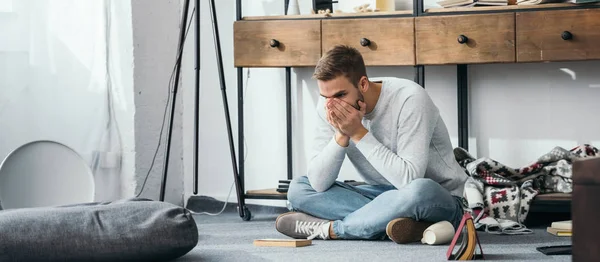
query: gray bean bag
[{"left": 0, "top": 198, "right": 198, "bottom": 262}]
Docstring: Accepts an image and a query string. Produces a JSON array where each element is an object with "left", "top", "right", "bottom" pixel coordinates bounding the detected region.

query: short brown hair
[{"left": 313, "top": 45, "right": 367, "bottom": 87}]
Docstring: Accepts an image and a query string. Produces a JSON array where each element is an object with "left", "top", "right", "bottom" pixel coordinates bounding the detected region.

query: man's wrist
[
  {"left": 350, "top": 127, "right": 369, "bottom": 143},
  {"left": 335, "top": 132, "right": 349, "bottom": 147}
]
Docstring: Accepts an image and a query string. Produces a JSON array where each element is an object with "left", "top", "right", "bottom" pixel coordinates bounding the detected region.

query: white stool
[{"left": 0, "top": 140, "right": 95, "bottom": 209}]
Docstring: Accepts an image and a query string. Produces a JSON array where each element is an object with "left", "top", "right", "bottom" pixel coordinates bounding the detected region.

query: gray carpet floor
[{"left": 175, "top": 200, "right": 572, "bottom": 262}]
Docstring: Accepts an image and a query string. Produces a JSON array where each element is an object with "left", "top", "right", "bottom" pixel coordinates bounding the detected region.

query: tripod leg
[
  {"left": 160, "top": 0, "right": 191, "bottom": 202},
  {"left": 193, "top": 0, "right": 200, "bottom": 196},
  {"left": 209, "top": 0, "right": 249, "bottom": 221}
]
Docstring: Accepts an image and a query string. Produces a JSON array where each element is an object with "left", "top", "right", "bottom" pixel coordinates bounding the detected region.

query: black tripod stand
[{"left": 159, "top": 0, "right": 250, "bottom": 220}]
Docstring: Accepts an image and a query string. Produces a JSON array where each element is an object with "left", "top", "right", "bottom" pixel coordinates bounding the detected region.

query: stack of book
[
  {"left": 277, "top": 180, "right": 290, "bottom": 193},
  {"left": 437, "top": 0, "right": 507, "bottom": 8},
  {"left": 547, "top": 220, "right": 572, "bottom": 237}
]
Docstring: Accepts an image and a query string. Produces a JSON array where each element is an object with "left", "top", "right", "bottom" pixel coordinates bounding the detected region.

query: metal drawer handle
[
  {"left": 561, "top": 31, "right": 573, "bottom": 40},
  {"left": 360, "top": 38, "right": 371, "bottom": 47},
  {"left": 270, "top": 39, "right": 280, "bottom": 48},
  {"left": 457, "top": 35, "right": 468, "bottom": 44}
]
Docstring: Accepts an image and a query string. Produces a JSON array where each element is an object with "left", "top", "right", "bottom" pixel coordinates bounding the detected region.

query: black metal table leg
[
  {"left": 286, "top": 67, "right": 293, "bottom": 180},
  {"left": 415, "top": 65, "right": 425, "bottom": 88},
  {"left": 457, "top": 64, "right": 469, "bottom": 151},
  {"left": 237, "top": 67, "right": 248, "bottom": 220},
  {"left": 233, "top": 0, "right": 250, "bottom": 221},
  {"left": 414, "top": 0, "right": 423, "bottom": 16}
]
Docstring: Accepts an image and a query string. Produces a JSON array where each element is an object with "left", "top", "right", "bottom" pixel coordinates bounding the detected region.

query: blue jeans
[{"left": 287, "top": 177, "right": 465, "bottom": 240}]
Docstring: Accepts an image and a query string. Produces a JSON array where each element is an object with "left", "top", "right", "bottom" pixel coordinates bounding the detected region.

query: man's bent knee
[
  {"left": 287, "top": 176, "right": 314, "bottom": 210},
  {"left": 405, "top": 178, "right": 443, "bottom": 202},
  {"left": 408, "top": 178, "right": 438, "bottom": 190}
]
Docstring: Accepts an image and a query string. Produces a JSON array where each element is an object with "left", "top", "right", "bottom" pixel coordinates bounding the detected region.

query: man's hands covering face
[{"left": 325, "top": 98, "right": 368, "bottom": 146}]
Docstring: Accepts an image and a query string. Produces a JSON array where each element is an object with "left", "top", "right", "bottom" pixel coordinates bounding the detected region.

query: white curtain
[{"left": 0, "top": 0, "right": 134, "bottom": 202}]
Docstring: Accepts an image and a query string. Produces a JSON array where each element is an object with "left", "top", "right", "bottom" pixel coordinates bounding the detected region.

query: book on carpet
[
  {"left": 551, "top": 220, "right": 572, "bottom": 230},
  {"left": 547, "top": 227, "right": 572, "bottom": 237},
  {"left": 447, "top": 213, "right": 484, "bottom": 260},
  {"left": 254, "top": 239, "right": 312, "bottom": 247}
]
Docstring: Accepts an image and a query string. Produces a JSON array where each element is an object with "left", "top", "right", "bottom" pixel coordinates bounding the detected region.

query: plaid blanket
[{"left": 455, "top": 144, "right": 599, "bottom": 235}]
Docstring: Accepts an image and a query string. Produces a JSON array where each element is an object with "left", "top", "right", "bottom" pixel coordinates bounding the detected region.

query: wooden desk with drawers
[{"left": 230, "top": 1, "right": 600, "bottom": 220}]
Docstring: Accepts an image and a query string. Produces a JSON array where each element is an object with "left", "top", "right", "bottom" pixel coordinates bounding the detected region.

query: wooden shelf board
[
  {"left": 425, "top": 2, "right": 600, "bottom": 13},
  {"left": 534, "top": 193, "right": 571, "bottom": 202},
  {"left": 241, "top": 10, "right": 413, "bottom": 20}
]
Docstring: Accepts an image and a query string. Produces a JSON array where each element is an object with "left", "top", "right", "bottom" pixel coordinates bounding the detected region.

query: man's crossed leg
[{"left": 276, "top": 176, "right": 465, "bottom": 243}]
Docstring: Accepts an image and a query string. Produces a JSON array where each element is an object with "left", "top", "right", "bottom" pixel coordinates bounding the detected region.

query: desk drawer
[
  {"left": 234, "top": 20, "right": 321, "bottom": 67},
  {"left": 322, "top": 18, "right": 415, "bottom": 66},
  {"left": 416, "top": 13, "right": 515, "bottom": 65},
  {"left": 517, "top": 9, "right": 600, "bottom": 62}
]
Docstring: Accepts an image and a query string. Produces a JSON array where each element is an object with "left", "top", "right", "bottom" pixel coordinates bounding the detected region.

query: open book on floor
[{"left": 447, "top": 212, "right": 485, "bottom": 260}]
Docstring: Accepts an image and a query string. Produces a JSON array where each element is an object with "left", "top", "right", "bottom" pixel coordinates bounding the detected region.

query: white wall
[
  {"left": 182, "top": 0, "right": 600, "bottom": 207},
  {"left": 110, "top": 1, "right": 136, "bottom": 198},
  {"left": 470, "top": 62, "right": 600, "bottom": 166},
  {"left": 131, "top": 0, "right": 185, "bottom": 205},
  {"left": 0, "top": 0, "right": 136, "bottom": 203}
]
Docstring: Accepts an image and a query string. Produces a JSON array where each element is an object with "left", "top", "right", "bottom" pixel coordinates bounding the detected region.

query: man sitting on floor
[{"left": 275, "top": 45, "right": 469, "bottom": 244}]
